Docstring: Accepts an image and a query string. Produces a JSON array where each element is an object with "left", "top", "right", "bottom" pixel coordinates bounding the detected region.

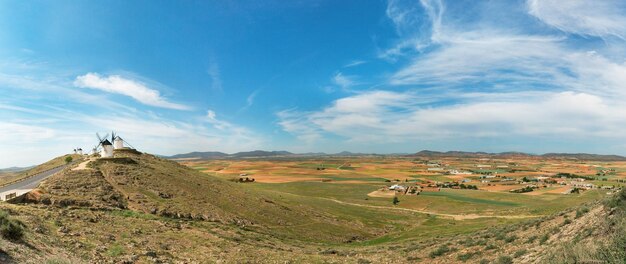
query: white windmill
[
  {"left": 112, "top": 131, "right": 124, "bottom": 149},
  {"left": 94, "top": 133, "right": 114, "bottom": 158}
]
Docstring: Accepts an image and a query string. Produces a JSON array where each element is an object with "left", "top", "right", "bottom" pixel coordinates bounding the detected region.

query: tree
[
  {"left": 392, "top": 196, "right": 400, "bottom": 205},
  {"left": 65, "top": 156, "right": 73, "bottom": 164}
]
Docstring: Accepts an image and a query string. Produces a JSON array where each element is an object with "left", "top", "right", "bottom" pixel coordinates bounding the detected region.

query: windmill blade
[
  {"left": 96, "top": 133, "right": 103, "bottom": 142},
  {"left": 111, "top": 131, "right": 115, "bottom": 141}
]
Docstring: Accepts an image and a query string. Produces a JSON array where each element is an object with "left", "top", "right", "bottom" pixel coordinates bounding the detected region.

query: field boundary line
[{"left": 321, "top": 197, "right": 541, "bottom": 220}]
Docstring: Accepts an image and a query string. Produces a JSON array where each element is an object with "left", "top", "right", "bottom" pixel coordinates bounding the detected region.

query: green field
[{"left": 183, "top": 157, "right": 616, "bottom": 246}]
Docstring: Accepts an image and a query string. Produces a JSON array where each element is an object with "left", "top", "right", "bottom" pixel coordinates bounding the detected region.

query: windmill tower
[
  {"left": 94, "top": 133, "right": 114, "bottom": 158},
  {"left": 77, "top": 148, "right": 83, "bottom": 155},
  {"left": 112, "top": 132, "right": 124, "bottom": 149}
]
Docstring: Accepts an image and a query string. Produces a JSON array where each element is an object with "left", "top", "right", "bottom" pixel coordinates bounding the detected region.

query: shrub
[
  {"left": 485, "top": 244, "right": 497, "bottom": 250},
  {"left": 392, "top": 196, "right": 400, "bottom": 205},
  {"left": 457, "top": 251, "right": 481, "bottom": 261},
  {"left": 479, "top": 259, "right": 489, "bottom": 264},
  {"left": 496, "top": 255, "right": 513, "bottom": 264},
  {"left": 65, "top": 156, "right": 73, "bottom": 163},
  {"left": 563, "top": 219, "right": 572, "bottom": 225},
  {"left": 526, "top": 235, "right": 537, "bottom": 243},
  {"left": 504, "top": 235, "right": 517, "bottom": 243},
  {"left": 539, "top": 234, "right": 549, "bottom": 245},
  {"left": 0, "top": 210, "right": 25, "bottom": 241},
  {"left": 514, "top": 249, "right": 527, "bottom": 258},
  {"left": 575, "top": 207, "right": 589, "bottom": 218},
  {"left": 429, "top": 245, "right": 453, "bottom": 258},
  {"left": 45, "top": 258, "right": 71, "bottom": 264}
]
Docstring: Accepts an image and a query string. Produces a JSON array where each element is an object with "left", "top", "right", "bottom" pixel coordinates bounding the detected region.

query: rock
[
  {"left": 144, "top": 250, "right": 157, "bottom": 258},
  {"left": 58, "top": 226, "right": 70, "bottom": 233},
  {"left": 33, "top": 226, "right": 46, "bottom": 234}
]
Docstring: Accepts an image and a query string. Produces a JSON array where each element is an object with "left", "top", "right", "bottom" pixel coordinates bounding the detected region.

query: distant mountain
[
  {"left": 412, "top": 150, "right": 626, "bottom": 161},
  {"left": 164, "top": 150, "right": 294, "bottom": 159},
  {"left": 541, "top": 153, "right": 626, "bottom": 161},
  {"left": 167, "top": 151, "right": 228, "bottom": 159},
  {"left": 0, "top": 166, "right": 33, "bottom": 173},
  {"left": 166, "top": 149, "right": 626, "bottom": 161},
  {"left": 231, "top": 150, "right": 293, "bottom": 158},
  {"left": 413, "top": 150, "right": 492, "bottom": 157}
]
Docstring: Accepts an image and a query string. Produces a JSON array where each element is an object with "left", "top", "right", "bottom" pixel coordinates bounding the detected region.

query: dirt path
[
  {"left": 322, "top": 197, "right": 540, "bottom": 221},
  {"left": 72, "top": 158, "right": 95, "bottom": 171}
]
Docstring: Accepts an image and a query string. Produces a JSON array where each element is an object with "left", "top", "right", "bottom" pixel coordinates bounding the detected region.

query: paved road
[{"left": 0, "top": 165, "right": 68, "bottom": 201}]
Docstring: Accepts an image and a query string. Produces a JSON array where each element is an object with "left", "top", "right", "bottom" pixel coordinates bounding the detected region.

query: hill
[
  {"left": 412, "top": 150, "right": 626, "bottom": 161},
  {"left": 0, "top": 154, "right": 82, "bottom": 186},
  {"left": 166, "top": 151, "right": 228, "bottom": 159},
  {"left": 541, "top": 153, "right": 626, "bottom": 161},
  {"left": 231, "top": 150, "right": 293, "bottom": 158},
  {"left": 0, "top": 152, "right": 623, "bottom": 263},
  {"left": 0, "top": 166, "right": 32, "bottom": 173},
  {"left": 24, "top": 152, "right": 389, "bottom": 243},
  {"left": 164, "top": 150, "right": 294, "bottom": 159}
]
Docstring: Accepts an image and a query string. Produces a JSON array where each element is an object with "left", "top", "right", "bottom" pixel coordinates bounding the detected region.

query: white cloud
[
  {"left": 0, "top": 122, "right": 56, "bottom": 143},
  {"left": 344, "top": 60, "right": 366, "bottom": 68},
  {"left": 277, "top": 90, "right": 626, "bottom": 143},
  {"left": 528, "top": 0, "right": 626, "bottom": 39},
  {"left": 381, "top": 0, "right": 443, "bottom": 59},
  {"left": 332, "top": 72, "right": 357, "bottom": 89},
  {"left": 74, "top": 73, "right": 189, "bottom": 110},
  {"left": 390, "top": 33, "right": 566, "bottom": 86},
  {"left": 276, "top": 109, "right": 322, "bottom": 143}
]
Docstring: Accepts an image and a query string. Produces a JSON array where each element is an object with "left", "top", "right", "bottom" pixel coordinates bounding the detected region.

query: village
[{"left": 372, "top": 158, "right": 622, "bottom": 198}]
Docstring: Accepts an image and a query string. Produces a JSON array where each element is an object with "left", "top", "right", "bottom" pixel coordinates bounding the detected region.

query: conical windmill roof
[{"left": 102, "top": 139, "right": 113, "bottom": 146}]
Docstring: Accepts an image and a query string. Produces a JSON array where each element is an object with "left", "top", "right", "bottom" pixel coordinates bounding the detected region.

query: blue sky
[{"left": 2, "top": 0, "right": 626, "bottom": 167}]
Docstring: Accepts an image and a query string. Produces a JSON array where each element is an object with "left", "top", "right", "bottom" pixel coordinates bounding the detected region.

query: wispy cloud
[
  {"left": 278, "top": 0, "right": 626, "bottom": 150},
  {"left": 74, "top": 73, "right": 190, "bottom": 110},
  {"left": 332, "top": 72, "right": 358, "bottom": 90},
  {"left": 276, "top": 109, "right": 323, "bottom": 143},
  {"left": 207, "top": 62, "right": 223, "bottom": 92},
  {"left": 527, "top": 0, "right": 626, "bottom": 39},
  {"left": 344, "top": 60, "right": 366, "bottom": 68},
  {"left": 277, "top": 90, "right": 626, "bottom": 143},
  {"left": 239, "top": 90, "right": 259, "bottom": 111}
]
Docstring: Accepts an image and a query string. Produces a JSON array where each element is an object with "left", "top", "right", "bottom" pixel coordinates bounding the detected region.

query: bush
[
  {"left": 496, "top": 255, "right": 513, "bottom": 264},
  {"left": 485, "top": 244, "right": 497, "bottom": 250},
  {"left": 514, "top": 249, "right": 527, "bottom": 258},
  {"left": 0, "top": 210, "right": 25, "bottom": 241},
  {"left": 563, "top": 219, "right": 572, "bottom": 225},
  {"left": 457, "top": 251, "right": 481, "bottom": 261},
  {"left": 65, "top": 156, "right": 73, "bottom": 163},
  {"left": 575, "top": 207, "right": 589, "bottom": 218},
  {"left": 429, "top": 245, "right": 453, "bottom": 258},
  {"left": 392, "top": 197, "right": 400, "bottom": 205},
  {"left": 539, "top": 234, "right": 549, "bottom": 245},
  {"left": 504, "top": 235, "right": 517, "bottom": 243}
]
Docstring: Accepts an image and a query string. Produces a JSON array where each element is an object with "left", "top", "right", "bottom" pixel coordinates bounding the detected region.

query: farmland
[
  {"left": 0, "top": 152, "right": 623, "bottom": 263},
  {"left": 181, "top": 155, "right": 622, "bottom": 244}
]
